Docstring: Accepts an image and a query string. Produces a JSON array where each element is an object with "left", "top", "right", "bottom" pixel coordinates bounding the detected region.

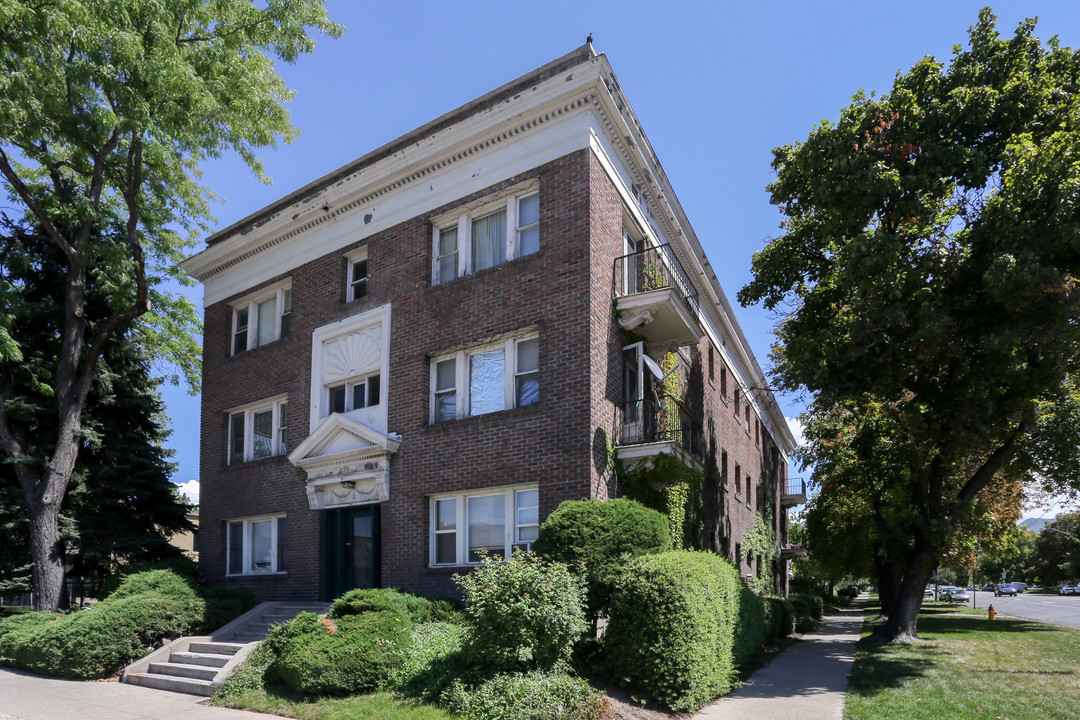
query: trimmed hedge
[
  {"left": 456, "top": 552, "right": 586, "bottom": 672},
  {"left": 275, "top": 609, "right": 413, "bottom": 695},
  {"left": 329, "top": 587, "right": 460, "bottom": 624},
  {"left": 0, "top": 569, "right": 253, "bottom": 679},
  {"left": 533, "top": 498, "right": 669, "bottom": 616},
  {"left": 763, "top": 597, "right": 795, "bottom": 640},
  {"left": 603, "top": 550, "right": 741, "bottom": 712}
]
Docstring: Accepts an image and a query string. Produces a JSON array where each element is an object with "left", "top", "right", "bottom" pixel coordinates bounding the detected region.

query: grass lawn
[
  {"left": 845, "top": 601, "right": 1080, "bottom": 719},
  {"left": 211, "top": 685, "right": 458, "bottom": 720}
]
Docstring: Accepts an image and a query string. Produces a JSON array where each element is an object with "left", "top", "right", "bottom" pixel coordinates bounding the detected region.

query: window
[
  {"left": 708, "top": 346, "right": 715, "bottom": 386},
  {"left": 326, "top": 374, "right": 380, "bottom": 416},
  {"left": 734, "top": 465, "right": 742, "bottom": 500},
  {"left": 720, "top": 367, "right": 728, "bottom": 401},
  {"left": 721, "top": 450, "right": 728, "bottom": 486},
  {"left": 746, "top": 475, "right": 752, "bottom": 507},
  {"left": 346, "top": 247, "right": 369, "bottom": 302},
  {"left": 745, "top": 406, "right": 752, "bottom": 436},
  {"left": 227, "top": 515, "right": 286, "bottom": 575},
  {"left": 228, "top": 397, "right": 288, "bottom": 464},
  {"left": 430, "top": 486, "right": 538, "bottom": 566},
  {"left": 232, "top": 281, "right": 292, "bottom": 354},
  {"left": 431, "top": 186, "right": 540, "bottom": 284},
  {"left": 430, "top": 334, "right": 539, "bottom": 422},
  {"left": 733, "top": 387, "right": 740, "bottom": 417}
]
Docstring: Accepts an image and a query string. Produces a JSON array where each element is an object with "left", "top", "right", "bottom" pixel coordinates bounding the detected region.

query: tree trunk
[
  {"left": 874, "top": 551, "right": 903, "bottom": 620},
  {"left": 864, "top": 552, "right": 934, "bottom": 644},
  {"left": 27, "top": 491, "right": 64, "bottom": 612}
]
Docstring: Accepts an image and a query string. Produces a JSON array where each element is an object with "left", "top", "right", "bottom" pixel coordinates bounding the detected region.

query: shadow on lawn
[{"left": 916, "top": 613, "right": 1055, "bottom": 635}]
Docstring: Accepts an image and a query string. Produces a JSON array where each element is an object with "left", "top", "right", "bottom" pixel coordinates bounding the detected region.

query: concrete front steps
[{"left": 121, "top": 601, "right": 328, "bottom": 696}]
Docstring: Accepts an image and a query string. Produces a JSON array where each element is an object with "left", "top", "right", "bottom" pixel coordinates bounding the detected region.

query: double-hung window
[
  {"left": 227, "top": 515, "right": 286, "bottom": 575},
  {"left": 431, "top": 182, "right": 540, "bottom": 284},
  {"left": 232, "top": 281, "right": 292, "bottom": 354},
  {"left": 430, "top": 334, "right": 539, "bottom": 423},
  {"left": 228, "top": 396, "right": 288, "bottom": 464},
  {"left": 345, "top": 247, "right": 368, "bottom": 302},
  {"left": 430, "top": 486, "right": 538, "bottom": 565},
  {"left": 326, "top": 374, "right": 381, "bottom": 415}
]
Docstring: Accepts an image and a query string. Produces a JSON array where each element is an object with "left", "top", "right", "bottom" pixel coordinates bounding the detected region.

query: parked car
[
  {"left": 946, "top": 587, "right": 970, "bottom": 603},
  {"left": 1058, "top": 584, "right": 1076, "bottom": 595},
  {"left": 995, "top": 583, "right": 1018, "bottom": 597},
  {"left": 1012, "top": 582, "right": 1027, "bottom": 593},
  {"left": 924, "top": 585, "right": 934, "bottom": 597},
  {"left": 983, "top": 583, "right": 997, "bottom": 591}
]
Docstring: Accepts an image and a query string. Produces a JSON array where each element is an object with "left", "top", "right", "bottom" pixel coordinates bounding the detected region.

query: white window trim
[
  {"left": 230, "top": 278, "right": 292, "bottom": 355},
  {"left": 344, "top": 246, "right": 369, "bottom": 302},
  {"left": 431, "top": 180, "right": 540, "bottom": 285},
  {"left": 227, "top": 394, "right": 288, "bottom": 465},
  {"left": 429, "top": 332, "right": 539, "bottom": 423},
  {"left": 325, "top": 372, "right": 381, "bottom": 417},
  {"left": 429, "top": 484, "right": 539, "bottom": 567},
  {"left": 226, "top": 514, "right": 287, "bottom": 576}
]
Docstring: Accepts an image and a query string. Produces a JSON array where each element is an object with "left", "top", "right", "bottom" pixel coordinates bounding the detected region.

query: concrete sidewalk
[
  {"left": 0, "top": 667, "right": 268, "bottom": 720},
  {"left": 694, "top": 595, "right": 868, "bottom": 720}
]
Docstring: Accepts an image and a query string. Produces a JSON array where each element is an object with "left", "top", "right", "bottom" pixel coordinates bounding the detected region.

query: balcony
[
  {"left": 781, "top": 477, "right": 807, "bottom": 507},
  {"left": 614, "top": 244, "right": 703, "bottom": 348},
  {"left": 616, "top": 397, "right": 703, "bottom": 468},
  {"left": 780, "top": 543, "right": 807, "bottom": 560}
]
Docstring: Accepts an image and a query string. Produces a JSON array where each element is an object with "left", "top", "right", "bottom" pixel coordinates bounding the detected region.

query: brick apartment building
[{"left": 181, "top": 44, "right": 803, "bottom": 603}]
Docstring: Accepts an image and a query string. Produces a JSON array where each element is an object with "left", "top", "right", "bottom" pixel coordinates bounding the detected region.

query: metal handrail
[
  {"left": 785, "top": 477, "right": 807, "bottom": 496},
  {"left": 613, "top": 244, "right": 700, "bottom": 316},
  {"left": 618, "top": 396, "right": 703, "bottom": 460}
]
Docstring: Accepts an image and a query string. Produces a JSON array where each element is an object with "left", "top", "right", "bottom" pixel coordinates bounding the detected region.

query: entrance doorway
[{"left": 322, "top": 505, "right": 380, "bottom": 600}]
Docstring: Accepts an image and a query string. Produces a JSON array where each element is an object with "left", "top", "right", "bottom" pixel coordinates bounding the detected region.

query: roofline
[{"left": 205, "top": 43, "right": 597, "bottom": 247}]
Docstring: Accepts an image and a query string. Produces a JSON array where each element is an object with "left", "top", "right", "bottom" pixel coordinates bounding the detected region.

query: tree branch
[{"left": 0, "top": 148, "right": 72, "bottom": 261}]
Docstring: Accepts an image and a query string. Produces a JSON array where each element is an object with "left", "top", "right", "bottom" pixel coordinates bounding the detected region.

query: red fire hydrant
[{"left": 988, "top": 604, "right": 997, "bottom": 620}]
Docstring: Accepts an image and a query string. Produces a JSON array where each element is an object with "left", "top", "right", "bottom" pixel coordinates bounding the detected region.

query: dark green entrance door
[{"left": 322, "top": 505, "right": 380, "bottom": 601}]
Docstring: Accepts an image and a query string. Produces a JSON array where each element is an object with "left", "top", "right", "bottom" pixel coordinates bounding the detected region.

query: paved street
[{"left": 956, "top": 591, "right": 1080, "bottom": 630}]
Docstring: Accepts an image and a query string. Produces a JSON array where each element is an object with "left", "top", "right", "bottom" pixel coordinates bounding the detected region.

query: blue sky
[{"left": 161, "top": 1, "right": 1080, "bottom": 505}]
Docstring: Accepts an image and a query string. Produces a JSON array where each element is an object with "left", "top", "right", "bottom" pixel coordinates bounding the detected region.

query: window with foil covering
[{"left": 430, "top": 332, "right": 539, "bottom": 423}]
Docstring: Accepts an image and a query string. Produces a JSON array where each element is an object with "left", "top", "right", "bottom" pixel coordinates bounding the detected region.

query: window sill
[
  {"left": 426, "top": 250, "right": 541, "bottom": 292},
  {"left": 225, "top": 453, "right": 289, "bottom": 470},
  {"left": 427, "top": 403, "right": 539, "bottom": 430},
  {"left": 225, "top": 571, "right": 287, "bottom": 578}
]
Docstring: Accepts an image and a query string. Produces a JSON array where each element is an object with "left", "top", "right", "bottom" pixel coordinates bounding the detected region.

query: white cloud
[{"left": 174, "top": 479, "right": 199, "bottom": 506}]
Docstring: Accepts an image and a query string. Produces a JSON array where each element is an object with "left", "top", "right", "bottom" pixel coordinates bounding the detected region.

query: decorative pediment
[{"left": 288, "top": 414, "right": 401, "bottom": 510}]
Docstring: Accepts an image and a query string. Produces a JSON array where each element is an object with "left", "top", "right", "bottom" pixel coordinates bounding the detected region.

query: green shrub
[
  {"left": 276, "top": 609, "right": 413, "bottom": 695},
  {"left": 329, "top": 587, "right": 462, "bottom": 625},
  {"left": 106, "top": 568, "right": 199, "bottom": 602},
  {"left": 392, "top": 621, "right": 468, "bottom": 702},
  {"left": 603, "top": 550, "right": 740, "bottom": 712},
  {"left": 794, "top": 614, "right": 819, "bottom": 633},
  {"left": 440, "top": 670, "right": 605, "bottom": 720},
  {"left": 456, "top": 551, "right": 586, "bottom": 672},
  {"left": 0, "top": 592, "right": 206, "bottom": 679},
  {"left": 200, "top": 587, "right": 256, "bottom": 633},
  {"left": 533, "top": 498, "right": 669, "bottom": 616},
  {"left": 763, "top": 597, "right": 795, "bottom": 639},
  {"left": 97, "top": 556, "right": 199, "bottom": 599},
  {"left": 732, "top": 582, "right": 767, "bottom": 668},
  {"left": 791, "top": 593, "right": 824, "bottom": 621}
]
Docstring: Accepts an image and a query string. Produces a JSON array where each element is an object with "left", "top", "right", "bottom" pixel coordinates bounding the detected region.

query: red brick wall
[{"left": 199, "top": 150, "right": 599, "bottom": 600}]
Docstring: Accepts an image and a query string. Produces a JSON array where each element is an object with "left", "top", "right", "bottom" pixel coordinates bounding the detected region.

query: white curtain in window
[
  {"left": 257, "top": 296, "right": 277, "bottom": 346},
  {"left": 470, "top": 349, "right": 505, "bottom": 416},
  {"left": 249, "top": 520, "right": 272, "bottom": 572},
  {"left": 252, "top": 409, "right": 273, "bottom": 458},
  {"left": 471, "top": 209, "right": 506, "bottom": 271}
]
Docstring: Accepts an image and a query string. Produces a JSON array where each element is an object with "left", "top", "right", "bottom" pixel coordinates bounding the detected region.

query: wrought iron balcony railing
[
  {"left": 618, "top": 397, "right": 703, "bottom": 461},
  {"left": 613, "top": 244, "right": 699, "bottom": 317}
]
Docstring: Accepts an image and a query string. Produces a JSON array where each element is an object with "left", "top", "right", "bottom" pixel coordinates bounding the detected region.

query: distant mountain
[{"left": 1019, "top": 518, "right": 1048, "bottom": 533}]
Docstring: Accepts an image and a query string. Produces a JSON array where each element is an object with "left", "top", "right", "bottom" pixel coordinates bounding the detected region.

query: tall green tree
[
  {"left": 1, "top": 225, "right": 194, "bottom": 595},
  {"left": 0, "top": 0, "right": 342, "bottom": 610},
  {"left": 739, "top": 9, "right": 1080, "bottom": 642},
  {"left": 1031, "top": 514, "right": 1080, "bottom": 585}
]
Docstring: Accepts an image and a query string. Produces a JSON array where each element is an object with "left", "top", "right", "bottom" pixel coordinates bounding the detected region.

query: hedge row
[
  {"left": 0, "top": 569, "right": 253, "bottom": 679},
  {"left": 602, "top": 550, "right": 807, "bottom": 712}
]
